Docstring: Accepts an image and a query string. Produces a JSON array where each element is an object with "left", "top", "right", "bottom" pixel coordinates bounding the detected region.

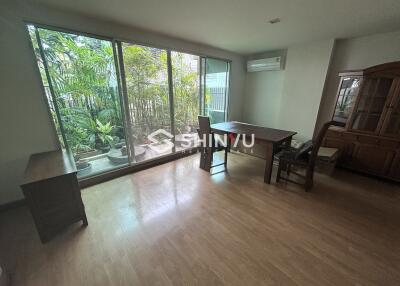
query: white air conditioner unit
[{"left": 247, "top": 57, "right": 283, "bottom": 72}]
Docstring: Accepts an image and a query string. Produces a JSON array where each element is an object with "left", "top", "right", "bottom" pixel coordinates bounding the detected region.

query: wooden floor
[{"left": 1, "top": 152, "right": 400, "bottom": 285}]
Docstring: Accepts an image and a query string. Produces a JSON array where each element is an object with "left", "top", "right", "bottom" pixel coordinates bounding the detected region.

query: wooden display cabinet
[{"left": 323, "top": 62, "right": 400, "bottom": 181}]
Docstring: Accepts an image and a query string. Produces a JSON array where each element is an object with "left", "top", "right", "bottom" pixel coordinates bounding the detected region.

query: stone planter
[
  {"left": 77, "top": 149, "right": 101, "bottom": 159},
  {"left": 98, "top": 145, "right": 111, "bottom": 154},
  {"left": 107, "top": 146, "right": 146, "bottom": 164},
  {"left": 76, "top": 159, "right": 92, "bottom": 177},
  {"left": 114, "top": 142, "right": 124, "bottom": 149},
  {"left": 107, "top": 148, "right": 128, "bottom": 165}
]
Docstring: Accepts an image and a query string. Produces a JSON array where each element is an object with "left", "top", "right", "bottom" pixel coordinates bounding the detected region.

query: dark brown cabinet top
[
  {"left": 211, "top": 121, "right": 296, "bottom": 143},
  {"left": 22, "top": 149, "right": 77, "bottom": 185}
]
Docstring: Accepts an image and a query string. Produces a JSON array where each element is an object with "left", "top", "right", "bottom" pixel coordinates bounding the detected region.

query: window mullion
[
  {"left": 167, "top": 50, "right": 176, "bottom": 153},
  {"left": 116, "top": 41, "right": 136, "bottom": 163}
]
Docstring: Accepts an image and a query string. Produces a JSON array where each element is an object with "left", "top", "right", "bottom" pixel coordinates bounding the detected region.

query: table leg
[
  {"left": 285, "top": 137, "right": 293, "bottom": 174},
  {"left": 264, "top": 142, "right": 274, "bottom": 184}
]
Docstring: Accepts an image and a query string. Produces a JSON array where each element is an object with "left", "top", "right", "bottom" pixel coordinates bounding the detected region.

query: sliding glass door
[
  {"left": 28, "top": 24, "right": 230, "bottom": 180},
  {"left": 119, "top": 43, "right": 173, "bottom": 162},
  {"left": 28, "top": 26, "right": 129, "bottom": 178},
  {"left": 171, "top": 51, "right": 201, "bottom": 150},
  {"left": 202, "top": 58, "right": 230, "bottom": 123}
]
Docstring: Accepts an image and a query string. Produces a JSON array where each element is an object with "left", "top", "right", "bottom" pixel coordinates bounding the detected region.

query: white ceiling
[{"left": 33, "top": 0, "right": 400, "bottom": 55}]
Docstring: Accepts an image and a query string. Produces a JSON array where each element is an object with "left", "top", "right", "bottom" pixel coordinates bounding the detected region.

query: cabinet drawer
[
  {"left": 39, "top": 201, "right": 82, "bottom": 233},
  {"left": 357, "top": 135, "right": 380, "bottom": 145},
  {"left": 351, "top": 145, "right": 395, "bottom": 176},
  {"left": 380, "top": 139, "right": 399, "bottom": 149},
  {"left": 342, "top": 133, "right": 358, "bottom": 142},
  {"left": 357, "top": 135, "right": 400, "bottom": 148},
  {"left": 26, "top": 175, "right": 78, "bottom": 211}
]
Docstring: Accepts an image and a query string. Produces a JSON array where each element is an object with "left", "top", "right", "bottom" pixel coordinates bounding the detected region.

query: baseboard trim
[
  {"left": 79, "top": 148, "right": 199, "bottom": 188},
  {"left": 0, "top": 198, "right": 26, "bottom": 213}
]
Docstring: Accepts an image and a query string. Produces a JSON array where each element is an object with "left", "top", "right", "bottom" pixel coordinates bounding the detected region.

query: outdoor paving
[{"left": 77, "top": 140, "right": 197, "bottom": 179}]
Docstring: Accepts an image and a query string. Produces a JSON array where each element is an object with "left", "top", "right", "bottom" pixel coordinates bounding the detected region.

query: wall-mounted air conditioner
[{"left": 247, "top": 57, "right": 283, "bottom": 72}]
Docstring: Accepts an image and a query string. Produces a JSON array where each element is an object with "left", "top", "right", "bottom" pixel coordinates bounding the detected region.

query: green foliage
[
  {"left": 171, "top": 52, "right": 199, "bottom": 134},
  {"left": 96, "top": 119, "right": 114, "bottom": 146},
  {"left": 121, "top": 46, "right": 200, "bottom": 141},
  {"left": 122, "top": 45, "right": 170, "bottom": 143},
  {"left": 31, "top": 27, "right": 202, "bottom": 155},
  {"left": 32, "top": 28, "right": 122, "bottom": 155}
]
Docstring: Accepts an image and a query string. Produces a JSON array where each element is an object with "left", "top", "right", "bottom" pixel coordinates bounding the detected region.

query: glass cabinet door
[
  {"left": 333, "top": 77, "right": 360, "bottom": 124},
  {"left": 380, "top": 80, "right": 400, "bottom": 137},
  {"left": 350, "top": 77, "right": 394, "bottom": 132}
]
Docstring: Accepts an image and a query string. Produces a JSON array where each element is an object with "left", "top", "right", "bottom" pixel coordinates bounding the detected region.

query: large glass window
[
  {"left": 28, "top": 24, "right": 230, "bottom": 180},
  {"left": 28, "top": 26, "right": 128, "bottom": 178}
]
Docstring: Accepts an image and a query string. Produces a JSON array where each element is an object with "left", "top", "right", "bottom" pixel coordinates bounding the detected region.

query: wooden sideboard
[
  {"left": 21, "top": 149, "right": 88, "bottom": 243},
  {"left": 322, "top": 61, "right": 400, "bottom": 181},
  {"left": 323, "top": 126, "right": 400, "bottom": 181}
]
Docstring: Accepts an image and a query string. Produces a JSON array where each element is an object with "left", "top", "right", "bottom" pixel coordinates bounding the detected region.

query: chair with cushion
[
  {"left": 276, "top": 121, "right": 342, "bottom": 191},
  {"left": 197, "top": 116, "right": 229, "bottom": 172}
]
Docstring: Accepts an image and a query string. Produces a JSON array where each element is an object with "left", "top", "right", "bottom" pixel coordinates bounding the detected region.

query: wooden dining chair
[
  {"left": 276, "top": 121, "right": 341, "bottom": 191},
  {"left": 197, "top": 116, "right": 229, "bottom": 171}
]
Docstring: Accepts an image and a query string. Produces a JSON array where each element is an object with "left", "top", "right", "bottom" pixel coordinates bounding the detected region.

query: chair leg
[
  {"left": 286, "top": 162, "right": 291, "bottom": 176},
  {"left": 276, "top": 159, "right": 283, "bottom": 182},
  {"left": 205, "top": 147, "right": 212, "bottom": 172},
  {"left": 304, "top": 169, "right": 313, "bottom": 191}
]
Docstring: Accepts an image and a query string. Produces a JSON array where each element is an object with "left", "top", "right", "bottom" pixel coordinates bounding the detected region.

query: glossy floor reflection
[{"left": 1, "top": 152, "right": 400, "bottom": 285}]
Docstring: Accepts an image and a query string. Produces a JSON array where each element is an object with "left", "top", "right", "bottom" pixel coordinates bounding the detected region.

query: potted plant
[
  {"left": 95, "top": 119, "right": 114, "bottom": 153},
  {"left": 73, "top": 150, "right": 92, "bottom": 175},
  {"left": 76, "top": 157, "right": 90, "bottom": 169}
]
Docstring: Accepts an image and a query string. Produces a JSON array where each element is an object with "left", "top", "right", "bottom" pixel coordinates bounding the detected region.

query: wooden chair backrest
[
  {"left": 308, "top": 121, "right": 341, "bottom": 171},
  {"left": 198, "top": 116, "right": 212, "bottom": 148},
  {"left": 198, "top": 116, "right": 211, "bottom": 136}
]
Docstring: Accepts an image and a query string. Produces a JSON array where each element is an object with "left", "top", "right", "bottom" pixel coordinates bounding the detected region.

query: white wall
[
  {"left": 0, "top": 3, "right": 60, "bottom": 204},
  {"left": 243, "top": 39, "right": 335, "bottom": 141},
  {"left": 0, "top": 0, "right": 246, "bottom": 204},
  {"left": 243, "top": 71, "right": 285, "bottom": 128},
  {"left": 279, "top": 39, "right": 335, "bottom": 140},
  {"left": 316, "top": 30, "right": 400, "bottom": 133},
  {"left": 243, "top": 50, "right": 286, "bottom": 128}
]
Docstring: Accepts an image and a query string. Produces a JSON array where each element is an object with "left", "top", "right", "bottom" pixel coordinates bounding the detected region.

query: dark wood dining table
[{"left": 210, "top": 121, "right": 296, "bottom": 184}]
